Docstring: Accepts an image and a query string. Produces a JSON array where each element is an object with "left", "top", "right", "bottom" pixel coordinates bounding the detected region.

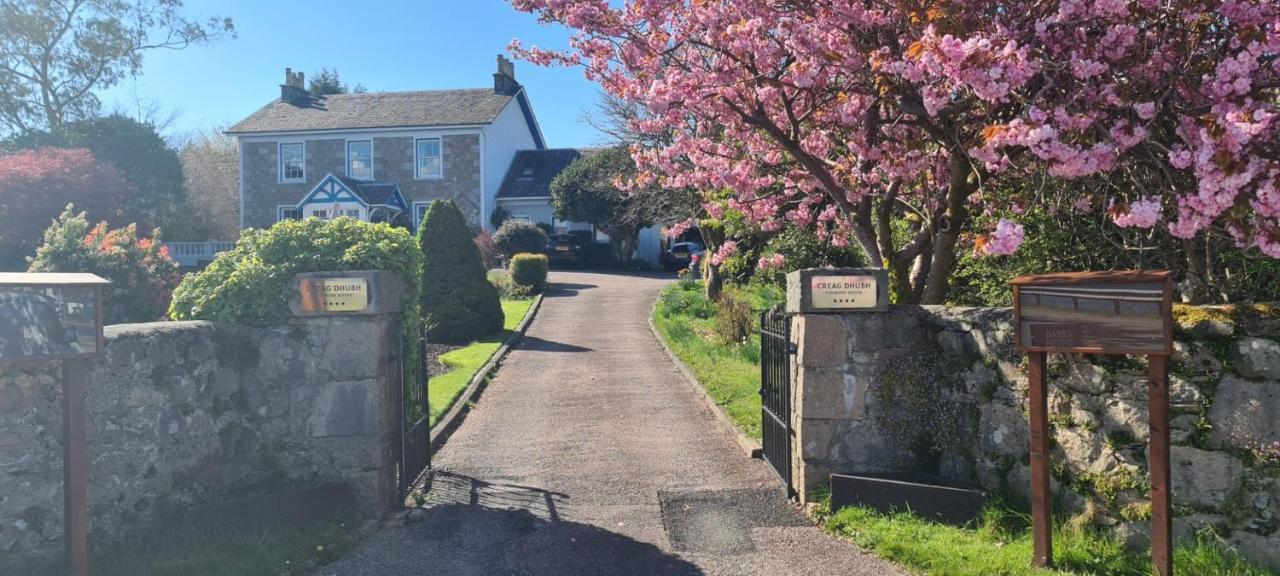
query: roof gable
[{"left": 296, "top": 174, "right": 408, "bottom": 211}]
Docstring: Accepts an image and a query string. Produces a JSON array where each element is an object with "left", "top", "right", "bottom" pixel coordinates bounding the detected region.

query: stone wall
[
  {"left": 0, "top": 315, "right": 402, "bottom": 562},
  {"left": 791, "top": 305, "right": 1280, "bottom": 570}
]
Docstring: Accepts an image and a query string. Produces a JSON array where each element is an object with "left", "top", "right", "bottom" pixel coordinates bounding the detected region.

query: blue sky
[{"left": 98, "top": 0, "right": 606, "bottom": 147}]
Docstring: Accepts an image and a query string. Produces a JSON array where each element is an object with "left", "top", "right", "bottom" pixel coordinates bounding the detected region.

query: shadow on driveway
[
  {"left": 544, "top": 282, "right": 597, "bottom": 297},
  {"left": 515, "top": 335, "right": 592, "bottom": 353}
]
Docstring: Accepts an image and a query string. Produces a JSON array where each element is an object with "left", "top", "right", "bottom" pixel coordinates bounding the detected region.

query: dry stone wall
[
  {"left": 791, "top": 305, "right": 1280, "bottom": 570},
  {"left": 0, "top": 316, "right": 402, "bottom": 564}
]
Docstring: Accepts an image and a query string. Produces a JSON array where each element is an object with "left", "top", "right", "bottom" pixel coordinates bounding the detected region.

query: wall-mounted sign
[
  {"left": 786, "top": 268, "right": 889, "bottom": 313},
  {"left": 0, "top": 273, "right": 109, "bottom": 362},
  {"left": 298, "top": 277, "right": 369, "bottom": 313},
  {"left": 1011, "top": 271, "right": 1172, "bottom": 355}
]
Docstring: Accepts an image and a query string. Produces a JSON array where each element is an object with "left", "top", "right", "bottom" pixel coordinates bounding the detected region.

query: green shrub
[
  {"left": 487, "top": 269, "right": 532, "bottom": 300},
  {"left": 509, "top": 253, "right": 549, "bottom": 293},
  {"left": 493, "top": 220, "right": 548, "bottom": 257},
  {"left": 29, "top": 205, "right": 180, "bottom": 323},
  {"left": 713, "top": 288, "right": 755, "bottom": 344},
  {"left": 418, "top": 200, "right": 504, "bottom": 343}
]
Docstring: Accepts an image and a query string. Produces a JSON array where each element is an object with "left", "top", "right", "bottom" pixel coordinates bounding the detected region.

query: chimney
[
  {"left": 280, "top": 67, "right": 308, "bottom": 104},
  {"left": 494, "top": 55, "right": 519, "bottom": 96}
]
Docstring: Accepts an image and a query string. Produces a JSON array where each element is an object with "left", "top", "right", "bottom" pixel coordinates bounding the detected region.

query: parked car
[
  {"left": 662, "top": 241, "right": 705, "bottom": 271},
  {"left": 545, "top": 233, "right": 586, "bottom": 267}
]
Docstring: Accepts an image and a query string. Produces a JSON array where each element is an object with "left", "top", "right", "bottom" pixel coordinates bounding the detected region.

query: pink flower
[
  {"left": 1111, "top": 196, "right": 1162, "bottom": 228},
  {"left": 977, "top": 219, "right": 1025, "bottom": 256},
  {"left": 757, "top": 253, "right": 786, "bottom": 271},
  {"left": 710, "top": 240, "right": 738, "bottom": 266}
]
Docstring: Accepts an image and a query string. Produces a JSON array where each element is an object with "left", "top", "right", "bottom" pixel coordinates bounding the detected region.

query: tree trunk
[
  {"left": 608, "top": 225, "right": 640, "bottom": 263},
  {"left": 698, "top": 225, "right": 725, "bottom": 300},
  {"left": 920, "top": 154, "right": 977, "bottom": 304}
]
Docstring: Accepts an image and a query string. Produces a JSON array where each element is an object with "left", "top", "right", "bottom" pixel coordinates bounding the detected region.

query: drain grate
[{"left": 658, "top": 488, "right": 806, "bottom": 555}]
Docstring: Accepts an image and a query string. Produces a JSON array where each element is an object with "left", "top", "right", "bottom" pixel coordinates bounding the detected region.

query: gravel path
[{"left": 317, "top": 271, "right": 903, "bottom": 576}]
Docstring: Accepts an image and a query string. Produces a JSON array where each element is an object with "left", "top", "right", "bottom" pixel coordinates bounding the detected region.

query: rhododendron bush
[{"left": 510, "top": 0, "right": 1280, "bottom": 303}]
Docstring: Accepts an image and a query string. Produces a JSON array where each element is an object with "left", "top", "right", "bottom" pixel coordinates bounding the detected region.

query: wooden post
[
  {"left": 1148, "top": 355, "right": 1172, "bottom": 576},
  {"left": 62, "top": 359, "right": 89, "bottom": 576},
  {"left": 1027, "top": 351, "right": 1053, "bottom": 567}
]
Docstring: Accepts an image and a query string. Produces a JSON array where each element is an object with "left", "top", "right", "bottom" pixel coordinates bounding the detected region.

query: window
[
  {"left": 312, "top": 209, "right": 330, "bottom": 219},
  {"left": 347, "top": 140, "right": 373, "bottom": 180},
  {"left": 512, "top": 215, "right": 532, "bottom": 223},
  {"left": 344, "top": 209, "right": 360, "bottom": 218},
  {"left": 414, "top": 202, "right": 430, "bottom": 229},
  {"left": 415, "top": 138, "right": 441, "bottom": 179},
  {"left": 279, "top": 143, "right": 304, "bottom": 182},
  {"left": 277, "top": 206, "right": 301, "bottom": 221}
]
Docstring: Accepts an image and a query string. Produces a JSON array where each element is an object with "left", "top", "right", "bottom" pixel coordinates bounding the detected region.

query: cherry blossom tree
[{"left": 509, "top": 0, "right": 1279, "bottom": 303}]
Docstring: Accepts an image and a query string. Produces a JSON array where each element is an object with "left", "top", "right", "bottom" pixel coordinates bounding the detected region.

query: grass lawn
[
  {"left": 428, "top": 297, "right": 535, "bottom": 426},
  {"left": 651, "top": 280, "right": 781, "bottom": 440},
  {"left": 825, "top": 499, "right": 1269, "bottom": 576},
  {"left": 20, "top": 514, "right": 357, "bottom": 576}
]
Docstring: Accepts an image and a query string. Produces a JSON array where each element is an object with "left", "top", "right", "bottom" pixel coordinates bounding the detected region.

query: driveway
[{"left": 317, "top": 271, "right": 902, "bottom": 576}]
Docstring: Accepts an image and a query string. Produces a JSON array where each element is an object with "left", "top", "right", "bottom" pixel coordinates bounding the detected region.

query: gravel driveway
[{"left": 316, "top": 271, "right": 902, "bottom": 576}]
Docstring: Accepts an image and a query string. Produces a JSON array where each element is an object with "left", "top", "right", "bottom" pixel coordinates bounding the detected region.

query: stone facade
[
  {"left": 240, "top": 133, "right": 483, "bottom": 229},
  {"left": 0, "top": 314, "right": 404, "bottom": 564},
  {"left": 790, "top": 304, "right": 1280, "bottom": 570}
]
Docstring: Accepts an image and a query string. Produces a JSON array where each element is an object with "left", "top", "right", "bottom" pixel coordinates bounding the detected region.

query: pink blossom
[
  {"left": 710, "top": 240, "right": 738, "bottom": 266},
  {"left": 1112, "top": 196, "right": 1163, "bottom": 228},
  {"left": 758, "top": 253, "right": 786, "bottom": 271},
  {"left": 978, "top": 219, "right": 1025, "bottom": 256}
]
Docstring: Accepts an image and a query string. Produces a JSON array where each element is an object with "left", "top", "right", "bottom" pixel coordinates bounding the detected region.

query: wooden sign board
[
  {"left": 1011, "top": 271, "right": 1172, "bottom": 355},
  {"left": 298, "top": 277, "right": 369, "bottom": 313},
  {"left": 0, "top": 273, "right": 108, "bottom": 362}
]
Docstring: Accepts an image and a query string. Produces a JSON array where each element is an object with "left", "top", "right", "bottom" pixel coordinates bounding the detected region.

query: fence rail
[{"left": 162, "top": 242, "right": 235, "bottom": 268}]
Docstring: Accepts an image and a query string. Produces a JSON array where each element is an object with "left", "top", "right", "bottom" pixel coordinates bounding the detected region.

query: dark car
[
  {"left": 0, "top": 292, "right": 77, "bottom": 359},
  {"left": 545, "top": 233, "right": 586, "bottom": 267},
  {"left": 661, "top": 241, "right": 705, "bottom": 271}
]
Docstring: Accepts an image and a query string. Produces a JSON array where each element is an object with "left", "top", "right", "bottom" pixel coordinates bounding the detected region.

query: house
[
  {"left": 222, "top": 56, "right": 666, "bottom": 266},
  {"left": 227, "top": 56, "right": 545, "bottom": 231}
]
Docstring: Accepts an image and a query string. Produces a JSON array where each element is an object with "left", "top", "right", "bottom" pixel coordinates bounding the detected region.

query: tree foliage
[
  {"left": 0, "top": 0, "right": 234, "bottom": 133},
  {"left": 511, "top": 0, "right": 1280, "bottom": 303},
  {"left": 0, "top": 147, "right": 131, "bottom": 269},
  {"left": 418, "top": 199, "right": 504, "bottom": 343},
  {"left": 492, "top": 220, "right": 548, "bottom": 257},
  {"left": 550, "top": 146, "right": 663, "bottom": 261},
  {"left": 308, "top": 67, "right": 366, "bottom": 97},
  {"left": 7, "top": 115, "right": 195, "bottom": 238},
  {"left": 29, "top": 205, "right": 179, "bottom": 323},
  {"left": 180, "top": 127, "right": 240, "bottom": 240}
]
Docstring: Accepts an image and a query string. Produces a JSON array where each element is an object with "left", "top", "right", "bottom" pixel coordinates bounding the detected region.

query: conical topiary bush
[{"left": 417, "top": 199, "right": 504, "bottom": 342}]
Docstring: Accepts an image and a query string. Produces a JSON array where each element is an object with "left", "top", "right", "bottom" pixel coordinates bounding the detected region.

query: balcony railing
[{"left": 162, "top": 241, "right": 235, "bottom": 268}]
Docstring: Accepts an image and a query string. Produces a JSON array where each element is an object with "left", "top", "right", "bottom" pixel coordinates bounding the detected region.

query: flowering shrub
[
  {"left": 511, "top": 0, "right": 1280, "bottom": 302},
  {"left": 474, "top": 230, "right": 502, "bottom": 269},
  {"left": 28, "top": 205, "right": 179, "bottom": 323}
]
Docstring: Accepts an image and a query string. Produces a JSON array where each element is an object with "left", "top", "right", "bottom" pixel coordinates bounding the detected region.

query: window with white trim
[
  {"left": 279, "top": 143, "right": 304, "bottom": 182},
  {"left": 344, "top": 209, "right": 360, "bottom": 218},
  {"left": 414, "top": 202, "right": 430, "bottom": 229},
  {"left": 277, "top": 206, "right": 301, "bottom": 221},
  {"left": 415, "top": 138, "right": 441, "bottom": 179},
  {"left": 347, "top": 140, "right": 373, "bottom": 180},
  {"left": 312, "top": 209, "right": 330, "bottom": 219}
]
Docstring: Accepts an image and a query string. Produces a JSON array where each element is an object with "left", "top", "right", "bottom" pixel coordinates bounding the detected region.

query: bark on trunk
[
  {"left": 699, "top": 225, "right": 725, "bottom": 301},
  {"left": 920, "top": 155, "right": 977, "bottom": 304}
]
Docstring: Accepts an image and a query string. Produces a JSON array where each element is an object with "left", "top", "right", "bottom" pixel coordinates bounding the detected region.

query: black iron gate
[
  {"left": 759, "top": 306, "right": 795, "bottom": 498},
  {"left": 401, "top": 324, "right": 431, "bottom": 496}
]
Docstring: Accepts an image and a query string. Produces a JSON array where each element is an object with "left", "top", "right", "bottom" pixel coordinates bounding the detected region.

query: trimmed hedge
[
  {"left": 509, "top": 253, "right": 549, "bottom": 293},
  {"left": 493, "top": 220, "right": 548, "bottom": 257},
  {"left": 418, "top": 200, "right": 504, "bottom": 343}
]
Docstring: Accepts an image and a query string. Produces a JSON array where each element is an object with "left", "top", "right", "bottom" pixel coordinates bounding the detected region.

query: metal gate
[
  {"left": 759, "top": 306, "right": 795, "bottom": 498},
  {"left": 401, "top": 324, "right": 431, "bottom": 496}
]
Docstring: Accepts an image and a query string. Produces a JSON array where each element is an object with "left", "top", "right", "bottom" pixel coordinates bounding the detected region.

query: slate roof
[
  {"left": 496, "top": 149, "right": 584, "bottom": 199},
  {"left": 331, "top": 175, "right": 405, "bottom": 207},
  {"left": 226, "top": 89, "right": 514, "bottom": 134}
]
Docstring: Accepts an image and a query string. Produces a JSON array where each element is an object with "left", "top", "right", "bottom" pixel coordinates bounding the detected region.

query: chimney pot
[
  {"left": 494, "top": 55, "right": 519, "bottom": 96},
  {"left": 281, "top": 67, "right": 309, "bottom": 105}
]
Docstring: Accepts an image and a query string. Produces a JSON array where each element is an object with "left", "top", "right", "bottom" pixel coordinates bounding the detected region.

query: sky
[{"left": 97, "top": 0, "right": 606, "bottom": 147}]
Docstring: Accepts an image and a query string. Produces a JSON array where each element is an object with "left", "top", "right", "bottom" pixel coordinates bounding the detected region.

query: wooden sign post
[
  {"left": 0, "top": 273, "right": 109, "bottom": 576},
  {"left": 1010, "top": 271, "right": 1173, "bottom": 576}
]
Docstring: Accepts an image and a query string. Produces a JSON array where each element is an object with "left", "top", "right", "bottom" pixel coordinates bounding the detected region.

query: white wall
[{"left": 482, "top": 95, "right": 539, "bottom": 231}]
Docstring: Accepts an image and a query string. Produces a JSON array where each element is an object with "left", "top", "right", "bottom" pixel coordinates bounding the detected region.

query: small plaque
[
  {"left": 811, "top": 275, "right": 878, "bottom": 309},
  {"left": 1011, "top": 271, "right": 1172, "bottom": 355},
  {"left": 298, "top": 278, "right": 369, "bottom": 313}
]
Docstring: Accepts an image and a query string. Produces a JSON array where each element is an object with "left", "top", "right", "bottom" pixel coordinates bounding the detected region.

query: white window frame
[
  {"left": 414, "top": 137, "right": 443, "bottom": 180},
  {"left": 278, "top": 142, "right": 306, "bottom": 183},
  {"left": 312, "top": 209, "right": 330, "bottom": 220},
  {"left": 412, "top": 201, "right": 431, "bottom": 230},
  {"left": 511, "top": 215, "right": 532, "bottom": 223},
  {"left": 346, "top": 139, "right": 374, "bottom": 181},
  {"left": 277, "top": 205, "right": 302, "bottom": 222},
  {"left": 343, "top": 208, "right": 361, "bottom": 218}
]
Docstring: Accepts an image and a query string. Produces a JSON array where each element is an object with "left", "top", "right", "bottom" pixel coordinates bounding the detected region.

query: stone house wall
[
  {"left": 791, "top": 305, "right": 1280, "bottom": 570},
  {"left": 0, "top": 315, "right": 403, "bottom": 564},
  {"left": 240, "top": 134, "right": 482, "bottom": 229}
]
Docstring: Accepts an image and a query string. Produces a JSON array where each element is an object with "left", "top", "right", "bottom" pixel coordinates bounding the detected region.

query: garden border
[
  {"left": 647, "top": 298, "right": 764, "bottom": 459},
  {"left": 427, "top": 293, "right": 544, "bottom": 453}
]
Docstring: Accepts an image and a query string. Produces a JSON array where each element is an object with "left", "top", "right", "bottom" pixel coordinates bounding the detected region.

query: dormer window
[
  {"left": 415, "top": 138, "right": 441, "bottom": 179},
  {"left": 347, "top": 140, "right": 373, "bottom": 180},
  {"left": 279, "top": 143, "right": 304, "bottom": 182},
  {"left": 517, "top": 166, "right": 534, "bottom": 181}
]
